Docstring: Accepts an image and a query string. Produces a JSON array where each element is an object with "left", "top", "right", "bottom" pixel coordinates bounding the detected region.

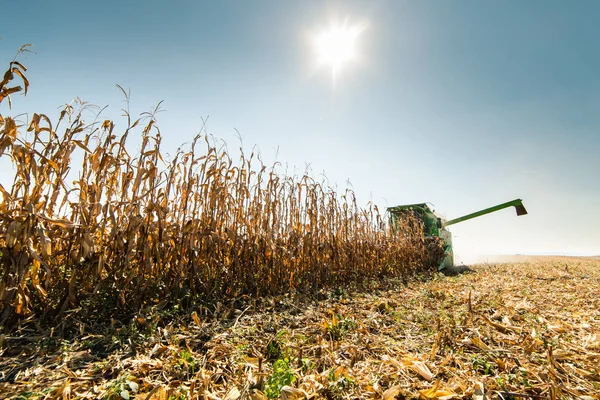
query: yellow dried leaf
[
  {"left": 11, "top": 66, "right": 29, "bottom": 95},
  {"left": 27, "top": 113, "right": 41, "bottom": 132},
  {"left": 249, "top": 390, "right": 268, "bottom": 400},
  {"left": 419, "top": 381, "right": 440, "bottom": 399},
  {"left": 41, "top": 216, "right": 78, "bottom": 229},
  {"left": 463, "top": 335, "right": 492, "bottom": 351},
  {"left": 551, "top": 349, "right": 573, "bottom": 360},
  {"left": 471, "top": 381, "right": 486, "bottom": 400},
  {"left": 0, "top": 183, "right": 10, "bottom": 201},
  {"left": 82, "top": 232, "right": 95, "bottom": 258},
  {"left": 483, "top": 316, "right": 515, "bottom": 334},
  {"left": 191, "top": 311, "right": 202, "bottom": 326},
  {"left": 46, "top": 158, "right": 60, "bottom": 173},
  {"left": 402, "top": 357, "right": 434, "bottom": 381},
  {"left": 331, "top": 365, "right": 347, "bottom": 379},
  {"left": 223, "top": 387, "right": 241, "bottom": 400},
  {"left": 280, "top": 386, "right": 307, "bottom": 400},
  {"left": 37, "top": 225, "right": 52, "bottom": 257},
  {"left": 331, "top": 310, "right": 338, "bottom": 327},
  {"left": 383, "top": 385, "right": 403, "bottom": 400},
  {"left": 73, "top": 140, "right": 92, "bottom": 153}
]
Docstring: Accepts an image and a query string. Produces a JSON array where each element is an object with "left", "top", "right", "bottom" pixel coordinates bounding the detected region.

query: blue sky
[{"left": 2, "top": 0, "right": 599, "bottom": 260}]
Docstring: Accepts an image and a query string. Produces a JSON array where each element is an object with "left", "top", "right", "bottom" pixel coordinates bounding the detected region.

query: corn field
[{"left": 0, "top": 51, "right": 442, "bottom": 329}]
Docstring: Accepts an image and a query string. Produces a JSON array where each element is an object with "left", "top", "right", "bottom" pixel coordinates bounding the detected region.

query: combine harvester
[{"left": 387, "top": 199, "right": 528, "bottom": 271}]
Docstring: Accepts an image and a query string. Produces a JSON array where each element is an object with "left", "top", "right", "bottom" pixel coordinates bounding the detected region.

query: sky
[{"left": 2, "top": 0, "right": 599, "bottom": 262}]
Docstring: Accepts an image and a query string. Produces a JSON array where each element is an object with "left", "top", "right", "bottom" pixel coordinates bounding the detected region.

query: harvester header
[{"left": 387, "top": 199, "right": 528, "bottom": 271}]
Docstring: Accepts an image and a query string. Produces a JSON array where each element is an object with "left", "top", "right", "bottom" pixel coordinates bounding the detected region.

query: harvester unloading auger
[{"left": 387, "top": 199, "right": 528, "bottom": 271}]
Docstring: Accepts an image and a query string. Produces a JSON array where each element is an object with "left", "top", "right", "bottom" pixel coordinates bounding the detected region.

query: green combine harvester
[{"left": 387, "top": 199, "right": 528, "bottom": 271}]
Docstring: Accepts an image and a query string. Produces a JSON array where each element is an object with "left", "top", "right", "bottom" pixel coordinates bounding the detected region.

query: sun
[{"left": 313, "top": 20, "right": 365, "bottom": 80}]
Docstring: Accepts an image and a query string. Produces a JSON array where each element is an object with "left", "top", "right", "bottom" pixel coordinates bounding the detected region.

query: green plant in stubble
[
  {"left": 177, "top": 350, "right": 196, "bottom": 374},
  {"left": 265, "top": 358, "right": 296, "bottom": 399}
]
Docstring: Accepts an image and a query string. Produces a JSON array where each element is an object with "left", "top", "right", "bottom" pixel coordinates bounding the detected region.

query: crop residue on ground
[{"left": 1, "top": 256, "right": 599, "bottom": 399}]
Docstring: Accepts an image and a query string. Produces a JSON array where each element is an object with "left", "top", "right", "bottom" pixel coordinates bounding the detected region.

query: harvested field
[{"left": 2, "top": 256, "right": 599, "bottom": 399}]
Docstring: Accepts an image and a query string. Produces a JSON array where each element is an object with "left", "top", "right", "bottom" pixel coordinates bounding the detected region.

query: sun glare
[{"left": 313, "top": 20, "right": 365, "bottom": 81}]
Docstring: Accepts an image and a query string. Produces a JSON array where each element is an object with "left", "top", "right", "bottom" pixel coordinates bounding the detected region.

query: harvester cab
[{"left": 387, "top": 199, "right": 528, "bottom": 271}]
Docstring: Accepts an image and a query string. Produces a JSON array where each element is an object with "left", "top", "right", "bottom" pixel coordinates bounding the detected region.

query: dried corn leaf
[
  {"left": 419, "top": 380, "right": 458, "bottom": 400},
  {"left": 383, "top": 385, "right": 403, "bottom": 400}
]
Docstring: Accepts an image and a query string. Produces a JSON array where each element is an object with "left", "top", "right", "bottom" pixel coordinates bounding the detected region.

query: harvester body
[{"left": 387, "top": 199, "right": 527, "bottom": 270}]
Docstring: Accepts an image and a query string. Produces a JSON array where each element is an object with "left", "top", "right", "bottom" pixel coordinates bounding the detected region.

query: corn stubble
[{"left": 0, "top": 54, "right": 442, "bottom": 329}]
